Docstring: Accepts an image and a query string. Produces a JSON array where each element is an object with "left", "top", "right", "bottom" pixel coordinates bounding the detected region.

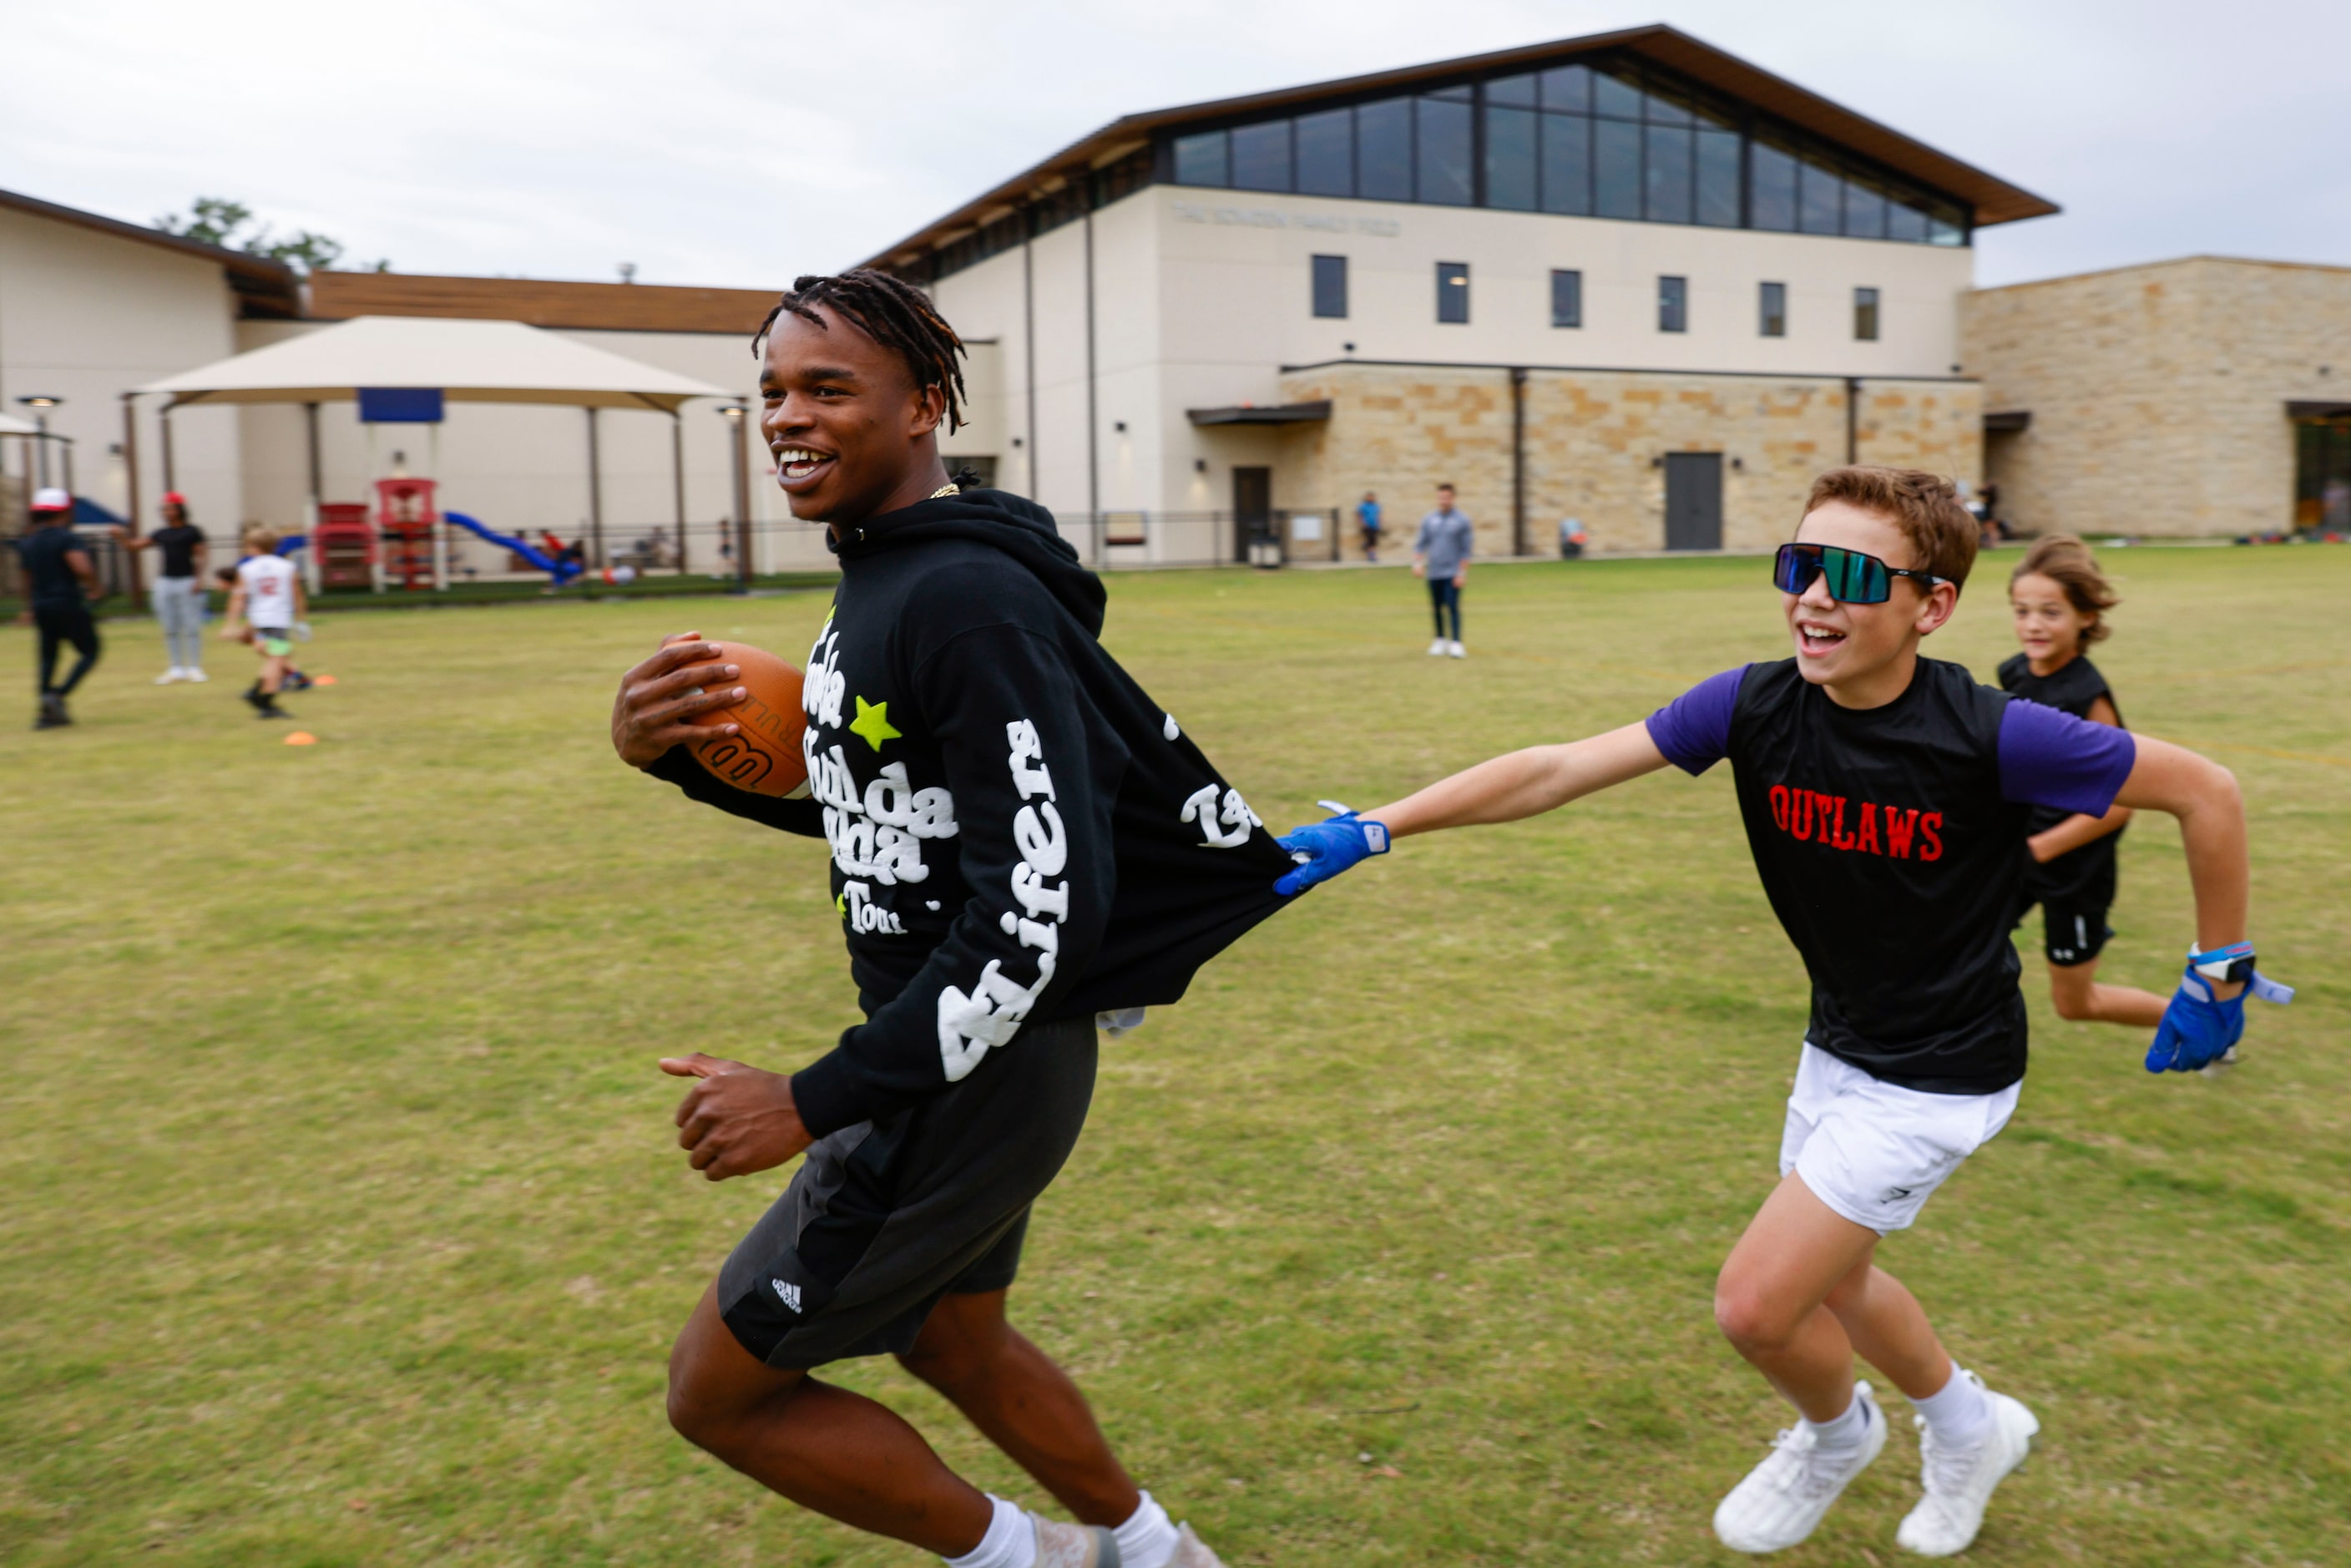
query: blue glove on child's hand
[
  {"left": 1273, "top": 801, "right": 1390, "bottom": 896},
  {"left": 2144, "top": 969, "right": 2244, "bottom": 1073}
]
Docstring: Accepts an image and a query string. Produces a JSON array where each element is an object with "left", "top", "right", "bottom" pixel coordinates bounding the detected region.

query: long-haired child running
[{"left": 1999, "top": 536, "right": 2169, "bottom": 1026}]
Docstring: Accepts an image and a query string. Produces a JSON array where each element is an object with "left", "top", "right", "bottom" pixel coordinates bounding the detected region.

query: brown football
[{"left": 685, "top": 640, "right": 810, "bottom": 798}]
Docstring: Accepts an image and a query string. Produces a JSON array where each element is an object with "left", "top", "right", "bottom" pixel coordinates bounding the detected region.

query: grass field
[{"left": 3, "top": 549, "right": 2346, "bottom": 1567}]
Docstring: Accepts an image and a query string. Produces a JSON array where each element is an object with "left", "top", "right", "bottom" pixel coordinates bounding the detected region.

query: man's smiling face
[{"left": 757, "top": 305, "right": 943, "bottom": 524}]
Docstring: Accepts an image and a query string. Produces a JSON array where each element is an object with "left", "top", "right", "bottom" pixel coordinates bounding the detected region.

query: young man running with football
[
  {"left": 1276, "top": 467, "right": 2286, "bottom": 1555},
  {"left": 610, "top": 271, "right": 1287, "bottom": 1568}
]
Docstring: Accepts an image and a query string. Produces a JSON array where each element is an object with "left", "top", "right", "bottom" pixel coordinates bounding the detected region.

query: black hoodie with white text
[{"left": 647, "top": 488, "right": 1295, "bottom": 1138}]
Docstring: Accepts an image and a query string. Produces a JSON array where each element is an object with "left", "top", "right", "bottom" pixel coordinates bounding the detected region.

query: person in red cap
[
  {"left": 13, "top": 488, "right": 103, "bottom": 728},
  {"left": 124, "top": 492, "right": 210, "bottom": 683}
]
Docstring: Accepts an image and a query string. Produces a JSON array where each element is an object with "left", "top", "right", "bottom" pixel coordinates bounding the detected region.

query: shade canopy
[
  {"left": 0, "top": 412, "right": 42, "bottom": 436},
  {"left": 137, "top": 315, "right": 733, "bottom": 412}
]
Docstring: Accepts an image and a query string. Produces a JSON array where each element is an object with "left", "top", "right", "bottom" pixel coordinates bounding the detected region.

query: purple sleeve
[
  {"left": 1998, "top": 698, "right": 2137, "bottom": 816},
  {"left": 1646, "top": 665, "right": 1747, "bottom": 776}
]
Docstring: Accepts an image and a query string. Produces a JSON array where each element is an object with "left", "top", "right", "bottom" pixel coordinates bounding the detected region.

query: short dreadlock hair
[{"left": 753, "top": 268, "right": 968, "bottom": 433}]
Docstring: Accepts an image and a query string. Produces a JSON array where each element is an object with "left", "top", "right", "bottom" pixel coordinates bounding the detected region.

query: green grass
[{"left": 3, "top": 548, "right": 2346, "bottom": 1566}]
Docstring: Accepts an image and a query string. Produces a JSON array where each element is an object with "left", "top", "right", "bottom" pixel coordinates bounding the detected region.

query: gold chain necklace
[{"left": 928, "top": 482, "right": 959, "bottom": 498}]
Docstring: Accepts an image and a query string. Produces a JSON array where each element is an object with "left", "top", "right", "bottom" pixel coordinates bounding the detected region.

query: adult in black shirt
[
  {"left": 14, "top": 492, "right": 102, "bottom": 729},
  {"left": 1282, "top": 468, "right": 2264, "bottom": 1556},
  {"left": 127, "top": 493, "right": 210, "bottom": 683},
  {"left": 609, "top": 272, "right": 1254, "bottom": 1568}
]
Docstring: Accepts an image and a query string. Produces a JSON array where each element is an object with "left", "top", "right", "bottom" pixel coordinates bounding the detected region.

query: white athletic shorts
[{"left": 1778, "top": 1043, "right": 2021, "bottom": 1234}]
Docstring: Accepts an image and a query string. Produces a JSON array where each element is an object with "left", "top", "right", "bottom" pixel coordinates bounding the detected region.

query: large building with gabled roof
[{"left": 868, "top": 23, "right": 2057, "bottom": 559}]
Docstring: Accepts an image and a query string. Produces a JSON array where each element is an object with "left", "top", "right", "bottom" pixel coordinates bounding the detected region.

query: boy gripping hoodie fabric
[{"left": 648, "top": 489, "right": 1295, "bottom": 1362}]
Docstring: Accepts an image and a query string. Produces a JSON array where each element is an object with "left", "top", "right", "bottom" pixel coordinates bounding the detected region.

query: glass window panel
[
  {"left": 1886, "top": 199, "right": 1928, "bottom": 244},
  {"left": 1645, "top": 123, "right": 1693, "bottom": 223},
  {"left": 1594, "top": 117, "right": 1641, "bottom": 218},
  {"left": 1487, "top": 71, "right": 1538, "bottom": 108},
  {"left": 1296, "top": 107, "right": 1352, "bottom": 197},
  {"left": 1172, "top": 129, "right": 1228, "bottom": 188},
  {"left": 1593, "top": 71, "right": 1642, "bottom": 120},
  {"left": 1230, "top": 119, "right": 1292, "bottom": 192},
  {"left": 1760, "top": 281, "right": 1787, "bottom": 336},
  {"left": 1750, "top": 140, "right": 1797, "bottom": 230},
  {"left": 1659, "top": 275, "right": 1688, "bottom": 333},
  {"left": 1853, "top": 286, "right": 1879, "bottom": 341},
  {"left": 1428, "top": 83, "right": 1474, "bottom": 102},
  {"left": 1696, "top": 129, "right": 1741, "bottom": 226},
  {"left": 1312, "top": 254, "right": 1347, "bottom": 318},
  {"left": 1540, "top": 64, "right": 1591, "bottom": 112},
  {"left": 1692, "top": 99, "right": 1737, "bottom": 129},
  {"left": 1799, "top": 158, "right": 1843, "bottom": 235},
  {"left": 1844, "top": 178, "right": 1887, "bottom": 240},
  {"left": 1357, "top": 98, "right": 1413, "bottom": 200},
  {"left": 1552, "top": 268, "right": 1583, "bottom": 329},
  {"left": 1437, "top": 261, "right": 1470, "bottom": 324},
  {"left": 1417, "top": 95, "right": 1474, "bottom": 205},
  {"left": 1540, "top": 112, "right": 1591, "bottom": 215},
  {"left": 1644, "top": 86, "right": 1695, "bottom": 125},
  {"left": 1928, "top": 204, "right": 1967, "bottom": 245},
  {"left": 1484, "top": 105, "right": 1538, "bottom": 210}
]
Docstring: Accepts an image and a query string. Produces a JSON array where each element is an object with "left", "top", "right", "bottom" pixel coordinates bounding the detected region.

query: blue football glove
[
  {"left": 2145, "top": 963, "right": 2293, "bottom": 1073},
  {"left": 1273, "top": 800, "right": 1390, "bottom": 896}
]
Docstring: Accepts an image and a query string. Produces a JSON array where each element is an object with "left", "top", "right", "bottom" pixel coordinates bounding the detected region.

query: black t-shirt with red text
[{"left": 1648, "top": 657, "right": 2136, "bottom": 1094}]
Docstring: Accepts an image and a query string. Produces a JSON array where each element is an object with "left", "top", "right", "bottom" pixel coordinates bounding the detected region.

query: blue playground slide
[{"left": 444, "top": 510, "right": 584, "bottom": 585}]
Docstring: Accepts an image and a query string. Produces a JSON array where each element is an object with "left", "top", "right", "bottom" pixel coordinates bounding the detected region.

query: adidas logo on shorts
[{"left": 771, "top": 1278, "right": 802, "bottom": 1313}]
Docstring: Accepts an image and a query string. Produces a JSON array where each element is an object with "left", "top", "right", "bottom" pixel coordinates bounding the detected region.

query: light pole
[
  {"left": 718, "top": 401, "right": 752, "bottom": 594},
  {"left": 17, "top": 395, "right": 61, "bottom": 491}
]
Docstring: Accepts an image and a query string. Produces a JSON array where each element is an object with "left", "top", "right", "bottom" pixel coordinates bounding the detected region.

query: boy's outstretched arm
[
  {"left": 2110, "top": 735, "right": 2248, "bottom": 991},
  {"left": 1276, "top": 721, "right": 1671, "bottom": 893}
]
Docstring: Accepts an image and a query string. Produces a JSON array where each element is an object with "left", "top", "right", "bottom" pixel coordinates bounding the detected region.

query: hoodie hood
[{"left": 832, "top": 488, "right": 1106, "bottom": 637}]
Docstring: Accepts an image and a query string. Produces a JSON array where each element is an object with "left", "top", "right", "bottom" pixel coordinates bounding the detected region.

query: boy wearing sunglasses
[{"left": 1275, "top": 467, "right": 2276, "bottom": 1557}]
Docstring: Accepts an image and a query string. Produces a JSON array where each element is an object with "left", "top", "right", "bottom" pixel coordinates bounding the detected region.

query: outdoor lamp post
[
  {"left": 18, "top": 395, "right": 62, "bottom": 491},
  {"left": 718, "top": 401, "right": 752, "bottom": 594}
]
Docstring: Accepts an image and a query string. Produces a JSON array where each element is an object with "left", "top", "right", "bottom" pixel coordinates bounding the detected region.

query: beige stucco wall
[
  {"left": 0, "top": 206, "right": 243, "bottom": 529},
  {"left": 1278, "top": 362, "right": 1979, "bottom": 557},
  {"left": 929, "top": 183, "right": 1977, "bottom": 534},
  {"left": 1960, "top": 256, "right": 2351, "bottom": 538}
]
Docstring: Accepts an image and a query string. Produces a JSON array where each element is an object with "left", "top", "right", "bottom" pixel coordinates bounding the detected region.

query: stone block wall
[
  {"left": 1278, "top": 362, "right": 1979, "bottom": 558},
  {"left": 1960, "top": 256, "right": 2351, "bottom": 538}
]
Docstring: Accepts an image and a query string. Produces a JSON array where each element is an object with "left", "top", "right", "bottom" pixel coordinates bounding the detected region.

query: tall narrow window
[
  {"left": 1312, "top": 255, "right": 1348, "bottom": 319},
  {"left": 1484, "top": 104, "right": 1538, "bottom": 211},
  {"left": 1231, "top": 119, "right": 1292, "bottom": 193},
  {"left": 1437, "top": 261, "right": 1471, "bottom": 324},
  {"left": 1172, "top": 130, "right": 1229, "bottom": 188},
  {"left": 1659, "top": 275, "right": 1688, "bottom": 333},
  {"left": 1759, "top": 281, "right": 1787, "bottom": 336},
  {"left": 1295, "top": 107, "right": 1353, "bottom": 197},
  {"left": 1853, "top": 287, "right": 1880, "bottom": 341},
  {"left": 1417, "top": 94, "right": 1474, "bottom": 205},
  {"left": 1551, "top": 269, "right": 1583, "bottom": 328},
  {"left": 1357, "top": 98, "right": 1413, "bottom": 200}
]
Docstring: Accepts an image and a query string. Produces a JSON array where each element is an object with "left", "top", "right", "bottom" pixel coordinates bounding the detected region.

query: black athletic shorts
[
  {"left": 717, "top": 1013, "right": 1097, "bottom": 1368},
  {"left": 2016, "top": 892, "right": 2114, "bottom": 968}
]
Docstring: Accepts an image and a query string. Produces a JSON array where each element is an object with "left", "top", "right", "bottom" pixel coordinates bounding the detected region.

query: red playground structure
[{"left": 375, "top": 477, "right": 438, "bottom": 590}]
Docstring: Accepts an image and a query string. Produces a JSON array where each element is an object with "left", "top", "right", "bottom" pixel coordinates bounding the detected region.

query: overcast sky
[{"left": 6, "top": 0, "right": 2347, "bottom": 293}]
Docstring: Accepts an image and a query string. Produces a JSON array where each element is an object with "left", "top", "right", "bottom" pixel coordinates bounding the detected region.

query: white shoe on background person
[
  {"left": 1896, "top": 1376, "right": 2039, "bottom": 1556},
  {"left": 1714, "top": 1383, "right": 1887, "bottom": 1553},
  {"left": 1427, "top": 638, "right": 1447, "bottom": 655},
  {"left": 1447, "top": 640, "right": 1467, "bottom": 658}
]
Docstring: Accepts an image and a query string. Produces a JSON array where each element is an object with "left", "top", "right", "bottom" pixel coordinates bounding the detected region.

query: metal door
[
  {"left": 1232, "top": 467, "right": 1271, "bottom": 563},
  {"left": 1664, "top": 452, "right": 1723, "bottom": 551}
]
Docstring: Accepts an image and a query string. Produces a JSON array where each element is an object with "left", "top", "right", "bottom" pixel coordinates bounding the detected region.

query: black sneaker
[
  {"left": 255, "top": 706, "right": 293, "bottom": 721},
  {"left": 35, "top": 695, "right": 69, "bottom": 730},
  {"left": 243, "top": 685, "right": 268, "bottom": 713}
]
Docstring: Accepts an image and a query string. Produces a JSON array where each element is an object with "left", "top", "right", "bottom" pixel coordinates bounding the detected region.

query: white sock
[
  {"left": 945, "top": 1495, "right": 1034, "bottom": 1568},
  {"left": 1113, "top": 1490, "right": 1181, "bottom": 1568},
  {"left": 1802, "top": 1388, "right": 1872, "bottom": 1456},
  {"left": 1912, "top": 1363, "right": 1993, "bottom": 1449}
]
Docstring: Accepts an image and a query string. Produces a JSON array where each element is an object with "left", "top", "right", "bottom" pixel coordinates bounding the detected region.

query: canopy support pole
[
  {"left": 121, "top": 393, "right": 146, "bottom": 611},
  {"left": 429, "top": 423, "right": 447, "bottom": 591},
  {"left": 585, "top": 408, "right": 605, "bottom": 569},
  {"left": 301, "top": 402, "right": 322, "bottom": 597},
  {"left": 160, "top": 404, "right": 176, "bottom": 493},
  {"left": 670, "top": 411, "right": 687, "bottom": 575}
]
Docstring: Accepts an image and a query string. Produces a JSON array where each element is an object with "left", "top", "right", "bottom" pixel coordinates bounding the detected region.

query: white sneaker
[
  {"left": 1446, "top": 640, "right": 1467, "bottom": 658},
  {"left": 155, "top": 667, "right": 184, "bottom": 685},
  {"left": 1167, "top": 1522, "right": 1227, "bottom": 1565},
  {"left": 1427, "top": 638, "right": 1448, "bottom": 655},
  {"left": 1897, "top": 1374, "right": 2038, "bottom": 1556},
  {"left": 1714, "top": 1383, "right": 1887, "bottom": 1554},
  {"left": 1030, "top": 1515, "right": 1117, "bottom": 1567},
  {"left": 185, "top": 666, "right": 209, "bottom": 682}
]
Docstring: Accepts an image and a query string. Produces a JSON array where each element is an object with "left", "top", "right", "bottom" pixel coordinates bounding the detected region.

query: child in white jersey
[{"left": 225, "top": 528, "right": 306, "bottom": 720}]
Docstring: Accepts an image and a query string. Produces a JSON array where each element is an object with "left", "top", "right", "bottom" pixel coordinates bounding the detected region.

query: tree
[{"left": 155, "top": 196, "right": 389, "bottom": 274}]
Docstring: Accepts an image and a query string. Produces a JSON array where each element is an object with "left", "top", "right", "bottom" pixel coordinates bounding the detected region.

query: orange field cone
[
  {"left": 284, "top": 731, "right": 318, "bottom": 746},
  {"left": 315, "top": 674, "right": 338, "bottom": 685}
]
